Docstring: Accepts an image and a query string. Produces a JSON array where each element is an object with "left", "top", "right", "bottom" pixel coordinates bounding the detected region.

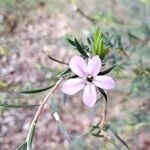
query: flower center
[{"left": 86, "top": 76, "right": 93, "bottom": 82}]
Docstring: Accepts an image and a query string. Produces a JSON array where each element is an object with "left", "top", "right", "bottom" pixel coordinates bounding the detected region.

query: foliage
[{"left": 0, "top": 0, "right": 150, "bottom": 149}]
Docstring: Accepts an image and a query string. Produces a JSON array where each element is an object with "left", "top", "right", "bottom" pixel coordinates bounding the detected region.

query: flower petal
[
  {"left": 61, "top": 78, "right": 85, "bottom": 95},
  {"left": 69, "top": 56, "right": 87, "bottom": 77},
  {"left": 94, "top": 75, "right": 115, "bottom": 90},
  {"left": 87, "top": 55, "right": 102, "bottom": 77},
  {"left": 83, "top": 84, "right": 97, "bottom": 107}
]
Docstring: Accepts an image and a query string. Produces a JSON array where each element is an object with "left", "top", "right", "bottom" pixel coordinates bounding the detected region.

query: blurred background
[{"left": 0, "top": 0, "right": 150, "bottom": 149}]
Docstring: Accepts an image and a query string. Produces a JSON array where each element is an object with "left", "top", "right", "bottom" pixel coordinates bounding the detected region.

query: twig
[
  {"left": 26, "top": 78, "right": 64, "bottom": 142},
  {"left": 76, "top": 8, "right": 96, "bottom": 24},
  {"left": 65, "top": 0, "right": 96, "bottom": 24}
]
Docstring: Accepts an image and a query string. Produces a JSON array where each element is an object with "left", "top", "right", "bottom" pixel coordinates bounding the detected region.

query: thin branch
[
  {"left": 65, "top": 0, "right": 96, "bottom": 24},
  {"left": 26, "top": 78, "right": 64, "bottom": 142},
  {"left": 76, "top": 8, "right": 96, "bottom": 24}
]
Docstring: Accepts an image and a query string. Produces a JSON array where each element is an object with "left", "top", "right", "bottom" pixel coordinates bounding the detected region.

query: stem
[
  {"left": 26, "top": 78, "right": 64, "bottom": 142},
  {"left": 99, "top": 98, "right": 111, "bottom": 142},
  {"left": 100, "top": 98, "right": 108, "bottom": 130}
]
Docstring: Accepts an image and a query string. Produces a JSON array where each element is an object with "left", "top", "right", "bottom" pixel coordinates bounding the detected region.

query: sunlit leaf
[
  {"left": 0, "top": 80, "right": 8, "bottom": 90},
  {"left": 0, "top": 46, "right": 8, "bottom": 56},
  {"left": 92, "top": 29, "right": 109, "bottom": 59}
]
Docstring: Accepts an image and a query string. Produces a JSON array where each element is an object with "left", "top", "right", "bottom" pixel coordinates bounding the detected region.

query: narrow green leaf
[
  {"left": 0, "top": 103, "right": 39, "bottom": 109},
  {"left": 50, "top": 98, "right": 71, "bottom": 141},
  {"left": 26, "top": 123, "right": 36, "bottom": 150},
  {"left": 50, "top": 97, "right": 58, "bottom": 113},
  {"left": 109, "top": 126, "right": 130, "bottom": 149},
  {"left": 87, "top": 37, "right": 93, "bottom": 46},
  {"left": 92, "top": 29, "right": 108, "bottom": 59},
  {"left": 98, "top": 38, "right": 104, "bottom": 58},
  {"left": 74, "top": 38, "right": 88, "bottom": 58},
  {"left": 98, "top": 88, "right": 108, "bottom": 102},
  {"left": 60, "top": 68, "right": 71, "bottom": 77},
  {"left": 70, "top": 74, "right": 78, "bottom": 78},
  {"left": 128, "top": 32, "right": 139, "bottom": 42},
  {"left": 57, "top": 120, "right": 71, "bottom": 141},
  {"left": 62, "top": 93, "right": 68, "bottom": 107},
  {"left": 16, "top": 141, "right": 27, "bottom": 150},
  {"left": 19, "top": 84, "right": 54, "bottom": 94},
  {"left": 90, "top": 127, "right": 101, "bottom": 137},
  {"left": 142, "top": 24, "right": 150, "bottom": 37},
  {"left": 67, "top": 38, "right": 75, "bottom": 46},
  {"left": 98, "top": 65, "right": 116, "bottom": 75},
  {"left": 48, "top": 55, "right": 68, "bottom": 65}
]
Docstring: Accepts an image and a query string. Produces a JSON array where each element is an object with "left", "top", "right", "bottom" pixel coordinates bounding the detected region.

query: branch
[{"left": 26, "top": 78, "right": 64, "bottom": 143}]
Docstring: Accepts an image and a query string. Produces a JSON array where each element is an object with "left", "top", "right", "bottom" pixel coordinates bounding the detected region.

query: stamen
[{"left": 87, "top": 76, "right": 93, "bottom": 82}]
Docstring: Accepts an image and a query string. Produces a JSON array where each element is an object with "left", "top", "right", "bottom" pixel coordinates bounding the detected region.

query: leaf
[
  {"left": 142, "top": 24, "right": 150, "bottom": 37},
  {"left": 70, "top": 74, "right": 78, "bottom": 78},
  {"left": 92, "top": 29, "right": 108, "bottom": 59},
  {"left": 50, "top": 97, "right": 71, "bottom": 141},
  {"left": 74, "top": 38, "right": 88, "bottom": 58},
  {"left": 57, "top": 120, "right": 71, "bottom": 141},
  {"left": 98, "top": 88, "right": 108, "bottom": 102},
  {"left": 0, "top": 103, "right": 39, "bottom": 109},
  {"left": 60, "top": 68, "right": 71, "bottom": 77},
  {"left": 50, "top": 97, "right": 58, "bottom": 113},
  {"left": 87, "top": 36, "right": 93, "bottom": 46},
  {"left": 48, "top": 55, "right": 68, "bottom": 65},
  {"left": 98, "top": 65, "right": 116, "bottom": 75},
  {"left": 98, "top": 38, "right": 105, "bottom": 59},
  {"left": 62, "top": 93, "right": 68, "bottom": 107},
  {"left": 128, "top": 32, "right": 139, "bottom": 42},
  {"left": 26, "top": 123, "right": 36, "bottom": 150},
  {"left": 19, "top": 84, "right": 54, "bottom": 94},
  {"left": 109, "top": 126, "right": 130, "bottom": 149},
  {"left": 16, "top": 141, "right": 27, "bottom": 150},
  {"left": 67, "top": 38, "right": 75, "bottom": 46}
]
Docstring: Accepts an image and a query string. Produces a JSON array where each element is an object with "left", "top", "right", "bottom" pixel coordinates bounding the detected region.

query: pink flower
[{"left": 61, "top": 55, "right": 115, "bottom": 107}]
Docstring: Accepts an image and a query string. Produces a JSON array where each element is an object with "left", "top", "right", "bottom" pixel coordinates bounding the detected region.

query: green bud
[{"left": 92, "top": 29, "right": 109, "bottom": 60}]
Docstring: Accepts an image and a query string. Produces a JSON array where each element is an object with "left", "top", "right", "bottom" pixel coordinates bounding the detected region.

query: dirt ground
[{"left": 0, "top": 0, "right": 150, "bottom": 150}]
